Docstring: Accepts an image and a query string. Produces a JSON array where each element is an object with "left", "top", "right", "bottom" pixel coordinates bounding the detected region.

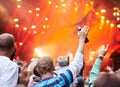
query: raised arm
[
  {"left": 69, "top": 26, "right": 89, "bottom": 79},
  {"left": 89, "top": 44, "right": 109, "bottom": 87}
]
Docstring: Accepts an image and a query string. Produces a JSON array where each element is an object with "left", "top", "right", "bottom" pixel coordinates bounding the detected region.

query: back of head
[
  {"left": 94, "top": 73, "right": 120, "bottom": 87},
  {"left": 27, "top": 58, "right": 40, "bottom": 72},
  {"left": 115, "top": 69, "right": 120, "bottom": 79},
  {"left": 37, "top": 56, "right": 54, "bottom": 75},
  {"left": 56, "top": 56, "right": 68, "bottom": 67},
  {"left": 0, "top": 33, "right": 15, "bottom": 51},
  {"left": 15, "top": 84, "right": 27, "bottom": 87}
]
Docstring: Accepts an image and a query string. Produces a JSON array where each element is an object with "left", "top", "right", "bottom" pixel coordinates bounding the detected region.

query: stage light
[
  {"left": 62, "top": 4, "right": 66, "bottom": 7},
  {"left": 61, "top": 0, "right": 64, "bottom": 2},
  {"left": 17, "top": 5, "right": 21, "bottom": 8},
  {"left": 17, "top": 0, "right": 22, "bottom": 2},
  {"left": 33, "top": 30, "right": 37, "bottom": 34},
  {"left": 15, "top": 24, "right": 19, "bottom": 28},
  {"left": 110, "top": 23, "right": 114, "bottom": 28},
  {"left": 85, "top": 4, "right": 89, "bottom": 7},
  {"left": 101, "top": 16, "right": 105, "bottom": 20},
  {"left": 100, "top": 9, "right": 106, "bottom": 13},
  {"left": 117, "top": 24, "right": 120, "bottom": 28},
  {"left": 42, "top": 25, "right": 46, "bottom": 29},
  {"left": 48, "top": 1, "right": 52, "bottom": 5},
  {"left": 117, "top": 17, "right": 120, "bottom": 21},
  {"left": 28, "top": 10, "right": 32, "bottom": 13},
  {"left": 14, "top": 18, "right": 19, "bottom": 22},
  {"left": 36, "top": 14, "right": 40, "bottom": 16},
  {"left": 106, "top": 20, "right": 110, "bottom": 24},
  {"left": 74, "top": 7, "right": 78, "bottom": 11},
  {"left": 55, "top": 5, "right": 59, "bottom": 8},
  {"left": 34, "top": 48, "right": 45, "bottom": 57},
  {"left": 113, "top": 7, "right": 118, "bottom": 10},
  {"left": 45, "top": 17, "right": 48, "bottom": 21},
  {"left": 23, "top": 27, "right": 27, "bottom": 31},
  {"left": 31, "top": 25, "right": 36, "bottom": 29},
  {"left": 113, "top": 12, "right": 117, "bottom": 16},
  {"left": 90, "top": 1, "right": 94, "bottom": 5},
  {"left": 100, "top": 20, "right": 104, "bottom": 24},
  {"left": 95, "top": 12, "right": 99, "bottom": 15},
  {"left": 19, "top": 42, "right": 23, "bottom": 46},
  {"left": 116, "top": 12, "right": 120, "bottom": 16},
  {"left": 36, "top": 8, "right": 40, "bottom": 11}
]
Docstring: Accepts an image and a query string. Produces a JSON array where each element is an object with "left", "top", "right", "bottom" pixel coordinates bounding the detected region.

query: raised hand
[{"left": 98, "top": 44, "right": 109, "bottom": 57}]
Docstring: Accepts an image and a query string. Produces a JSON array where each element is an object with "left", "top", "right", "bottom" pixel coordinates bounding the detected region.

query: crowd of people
[{"left": 0, "top": 26, "right": 120, "bottom": 87}]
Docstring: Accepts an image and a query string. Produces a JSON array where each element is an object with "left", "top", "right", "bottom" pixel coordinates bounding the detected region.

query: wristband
[{"left": 98, "top": 56, "right": 104, "bottom": 60}]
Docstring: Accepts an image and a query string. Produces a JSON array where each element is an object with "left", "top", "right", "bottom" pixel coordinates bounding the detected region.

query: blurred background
[{"left": 0, "top": 0, "right": 120, "bottom": 77}]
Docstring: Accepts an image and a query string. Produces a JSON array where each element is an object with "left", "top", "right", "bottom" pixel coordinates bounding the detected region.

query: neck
[
  {"left": 0, "top": 51, "right": 11, "bottom": 58},
  {"left": 41, "top": 72, "right": 54, "bottom": 80}
]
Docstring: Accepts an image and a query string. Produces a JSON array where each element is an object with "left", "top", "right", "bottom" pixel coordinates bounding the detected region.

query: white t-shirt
[{"left": 0, "top": 56, "right": 19, "bottom": 87}]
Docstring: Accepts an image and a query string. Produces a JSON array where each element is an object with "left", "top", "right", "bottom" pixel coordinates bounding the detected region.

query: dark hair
[
  {"left": 33, "top": 66, "right": 41, "bottom": 77},
  {"left": 0, "top": 33, "right": 15, "bottom": 51},
  {"left": 94, "top": 73, "right": 120, "bottom": 87}
]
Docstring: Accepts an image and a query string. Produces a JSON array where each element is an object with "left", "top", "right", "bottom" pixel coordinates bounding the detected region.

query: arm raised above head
[
  {"left": 69, "top": 26, "right": 89, "bottom": 79},
  {"left": 89, "top": 44, "right": 109, "bottom": 87}
]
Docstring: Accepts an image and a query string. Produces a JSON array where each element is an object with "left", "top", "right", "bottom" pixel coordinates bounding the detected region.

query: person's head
[
  {"left": 0, "top": 33, "right": 16, "bottom": 59},
  {"left": 36, "top": 56, "right": 54, "bottom": 75},
  {"left": 17, "top": 60, "right": 24, "bottom": 67},
  {"left": 72, "top": 76, "right": 85, "bottom": 87},
  {"left": 27, "top": 58, "right": 40, "bottom": 73},
  {"left": 114, "top": 69, "right": 120, "bottom": 78},
  {"left": 94, "top": 73, "right": 120, "bottom": 87},
  {"left": 18, "top": 70, "right": 32, "bottom": 86},
  {"left": 14, "top": 84, "right": 27, "bottom": 87},
  {"left": 55, "top": 56, "right": 69, "bottom": 70}
]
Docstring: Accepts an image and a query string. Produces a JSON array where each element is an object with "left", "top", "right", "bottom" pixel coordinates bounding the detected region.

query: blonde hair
[{"left": 37, "top": 56, "right": 54, "bottom": 75}]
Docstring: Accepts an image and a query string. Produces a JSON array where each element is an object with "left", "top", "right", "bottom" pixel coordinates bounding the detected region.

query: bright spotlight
[
  {"left": 34, "top": 48, "right": 45, "bottom": 57},
  {"left": 100, "top": 9, "right": 106, "bottom": 13},
  {"left": 117, "top": 24, "right": 120, "bottom": 28},
  {"left": 14, "top": 18, "right": 19, "bottom": 22}
]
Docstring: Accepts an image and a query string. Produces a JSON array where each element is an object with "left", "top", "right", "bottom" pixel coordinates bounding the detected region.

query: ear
[{"left": 36, "top": 67, "right": 41, "bottom": 74}]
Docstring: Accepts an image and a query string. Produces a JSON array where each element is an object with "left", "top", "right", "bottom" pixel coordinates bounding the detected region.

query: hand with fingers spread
[
  {"left": 98, "top": 44, "right": 109, "bottom": 58},
  {"left": 78, "top": 26, "right": 89, "bottom": 40},
  {"left": 77, "top": 26, "right": 89, "bottom": 54},
  {"left": 89, "top": 44, "right": 109, "bottom": 87}
]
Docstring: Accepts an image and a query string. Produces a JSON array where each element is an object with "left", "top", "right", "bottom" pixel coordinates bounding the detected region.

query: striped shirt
[
  {"left": 34, "top": 52, "right": 83, "bottom": 87},
  {"left": 34, "top": 70, "right": 73, "bottom": 87}
]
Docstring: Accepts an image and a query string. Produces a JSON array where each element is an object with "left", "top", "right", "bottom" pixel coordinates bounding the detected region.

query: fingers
[
  {"left": 105, "top": 44, "right": 109, "bottom": 51},
  {"left": 81, "top": 25, "right": 89, "bottom": 33}
]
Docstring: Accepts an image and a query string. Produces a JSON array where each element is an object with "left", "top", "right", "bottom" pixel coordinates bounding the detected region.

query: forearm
[
  {"left": 77, "top": 38, "right": 85, "bottom": 54},
  {"left": 89, "top": 58, "right": 102, "bottom": 87},
  {"left": 69, "top": 52, "right": 83, "bottom": 79}
]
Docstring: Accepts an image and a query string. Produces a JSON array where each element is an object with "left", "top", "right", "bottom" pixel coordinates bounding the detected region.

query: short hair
[
  {"left": 15, "top": 84, "right": 26, "bottom": 87},
  {"left": 115, "top": 69, "right": 120, "bottom": 78},
  {"left": 37, "top": 56, "right": 54, "bottom": 75},
  {"left": 94, "top": 73, "right": 120, "bottom": 87},
  {"left": 56, "top": 56, "right": 68, "bottom": 67},
  {"left": 27, "top": 58, "right": 40, "bottom": 72},
  {"left": 0, "top": 33, "right": 15, "bottom": 51}
]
